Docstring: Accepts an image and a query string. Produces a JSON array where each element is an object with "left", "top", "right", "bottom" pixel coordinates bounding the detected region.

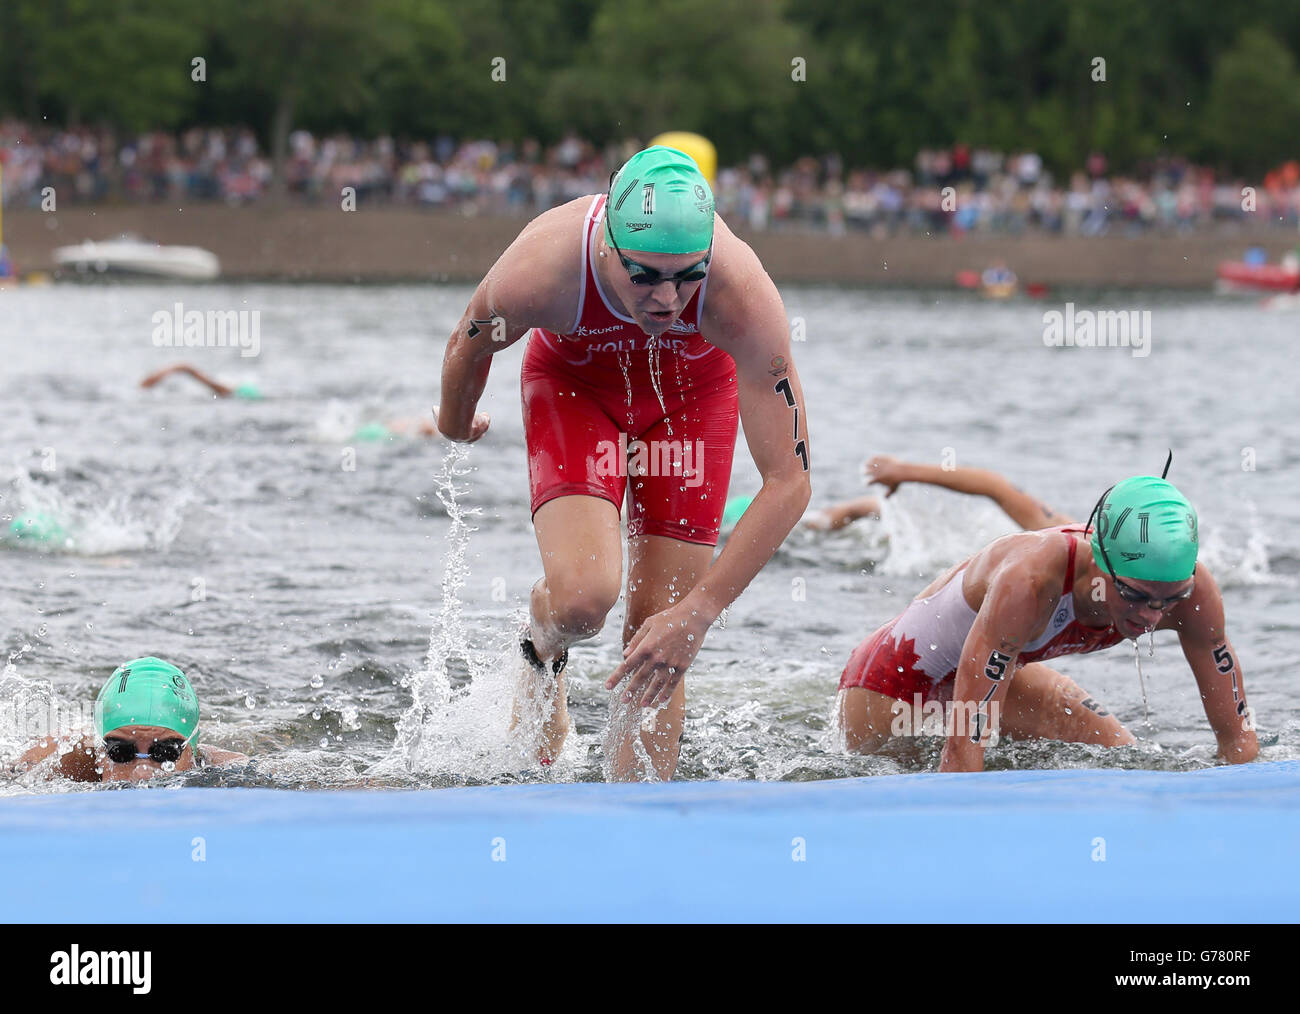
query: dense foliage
[{"left": 1, "top": 0, "right": 1297, "bottom": 174}]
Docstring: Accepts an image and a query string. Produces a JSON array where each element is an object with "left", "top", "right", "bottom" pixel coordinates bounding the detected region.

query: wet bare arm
[
  {"left": 867, "top": 455, "right": 1074, "bottom": 530},
  {"left": 437, "top": 218, "right": 574, "bottom": 441},
  {"left": 13, "top": 735, "right": 100, "bottom": 782},
  {"left": 140, "top": 363, "right": 234, "bottom": 397},
  {"left": 1167, "top": 567, "right": 1259, "bottom": 764},
  {"left": 200, "top": 745, "right": 249, "bottom": 765},
  {"left": 681, "top": 248, "right": 811, "bottom": 625},
  {"left": 804, "top": 495, "right": 881, "bottom": 531},
  {"left": 941, "top": 546, "right": 1062, "bottom": 772}
]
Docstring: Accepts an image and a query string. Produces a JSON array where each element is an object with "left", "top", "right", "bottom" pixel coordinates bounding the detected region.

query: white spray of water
[
  {"left": 378, "top": 446, "right": 588, "bottom": 780},
  {"left": 2, "top": 462, "right": 198, "bottom": 556}
]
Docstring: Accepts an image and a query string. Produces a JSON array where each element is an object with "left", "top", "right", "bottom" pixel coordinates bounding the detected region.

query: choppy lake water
[{"left": 1, "top": 282, "right": 1295, "bottom": 794}]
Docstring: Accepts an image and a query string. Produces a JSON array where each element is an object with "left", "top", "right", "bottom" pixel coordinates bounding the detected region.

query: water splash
[
  {"left": 380, "top": 445, "right": 572, "bottom": 781},
  {"left": 645, "top": 337, "right": 672, "bottom": 436},
  {"left": 617, "top": 349, "right": 635, "bottom": 429},
  {"left": 2, "top": 462, "right": 198, "bottom": 555},
  {"left": 1132, "top": 633, "right": 1155, "bottom": 727},
  {"left": 389, "top": 445, "right": 477, "bottom": 766}
]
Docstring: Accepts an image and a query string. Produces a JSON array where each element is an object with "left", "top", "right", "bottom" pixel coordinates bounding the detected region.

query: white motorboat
[{"left": 53, "top": 235, "right": 220, "bottom": 280}]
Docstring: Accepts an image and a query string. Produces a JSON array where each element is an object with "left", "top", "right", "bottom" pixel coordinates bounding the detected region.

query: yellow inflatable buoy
[{"left": 649, "top": 132, "right": 716, "bottom": 188}]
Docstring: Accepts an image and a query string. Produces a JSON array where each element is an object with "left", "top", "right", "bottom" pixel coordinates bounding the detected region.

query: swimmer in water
[
  {"left": 804, "top": 454, "right": 1073, "bottom": 532},
  {"left": 836, "top": 464, "right": 1259, "bottom": 772},
  {"left": 437, "top": 145, "right": 811, "bottom": 780},
  {"left": 10, "top": 657, "right": 246, "bottom": 783},
  {"left": 141, "top": 363, "right": 440, "bottom": 436},
  {"left": 141, "top": 362, "right": 266, "bottom": 401}
]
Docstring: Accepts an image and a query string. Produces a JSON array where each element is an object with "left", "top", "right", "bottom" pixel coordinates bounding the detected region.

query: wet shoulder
[
  {"left": 965, "top": 528, "right": 1071, "bottom": 604},
  {"left": 492, "top": 195, "right": 595, "bottom": 331},
  {"left": 699, "top": 213, "right": 784, "bottom": 343}
]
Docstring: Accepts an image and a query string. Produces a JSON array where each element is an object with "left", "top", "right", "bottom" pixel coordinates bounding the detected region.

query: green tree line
[{"left": 1, "top": 0, "right": 1297, "bottom": 176}]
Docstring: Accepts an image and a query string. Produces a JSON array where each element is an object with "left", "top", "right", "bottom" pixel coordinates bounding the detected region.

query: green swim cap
[
  {"left": 351, "top": 422, "right": 393, "bottom": 442},
  {"left": 722, "top": 494, "right": 752, "bottom": 529},
  {"left": 1090, "top": 476, "right": 1198, "bottom": 583},
  {"left": 95, "top": 657, "right": 200, "bottom": 751},
  {"left": 605, "top": 146, "right": 715, "bottom": 255},
  {"left": 233, "top": 383, "right": 263, "bottom": 401},
  {"left": 7, "top": 512, "right": 66, "bottom": 545}
]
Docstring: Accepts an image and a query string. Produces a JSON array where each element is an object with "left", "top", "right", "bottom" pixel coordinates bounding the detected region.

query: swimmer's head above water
[
  {"left": 94, "top": 656, "right": 201, "bottom": 782},
  {"left": 1088, "top": 473, "right": 1199, "bottom": 636},
  {"left": 601, "top": 145, "right": 715, "bottom": 336}
]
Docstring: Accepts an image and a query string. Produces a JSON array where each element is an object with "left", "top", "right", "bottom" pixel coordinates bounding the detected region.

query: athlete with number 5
[
  {"left": 836, "top": 463, "right": 1259, "bottom": 772},
  {"left": 437, "top": 146, "right": 811, "bottom": 780}
]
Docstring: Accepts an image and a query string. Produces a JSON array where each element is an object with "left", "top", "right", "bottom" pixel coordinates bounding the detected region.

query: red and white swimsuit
[
  {"left": 839, "top": 527, "right": 1126, "bottom": 701},
  {"left": 521, "top": 195, "right": 738, "bottom": 545}
]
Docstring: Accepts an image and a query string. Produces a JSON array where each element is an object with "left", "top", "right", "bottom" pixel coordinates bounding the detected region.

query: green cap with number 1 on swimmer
[
  {"left": 1090, "top": 474, "right": 1199, "bottom": 583},
  {"left": 605, "top": 146, "right": 715, "bottom": 255},
  {"left": 94, "top": 656, "right": 200, "bottom": 751}
]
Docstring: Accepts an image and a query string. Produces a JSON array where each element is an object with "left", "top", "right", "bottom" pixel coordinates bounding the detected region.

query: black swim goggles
[
  {"left": 604, "top": 220, "right": 711, "bottom": 287},
  {"left": 101, "top": 736, "right": 190, "bottom": 764}
]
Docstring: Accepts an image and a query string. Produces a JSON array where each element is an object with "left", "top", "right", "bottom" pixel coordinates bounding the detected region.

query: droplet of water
[
  {"left": 244, "top": 693, "right": 256, "bottom": 709},
  {"left": 312, "top": 709, "right": 322, "bottom": 720},
  {"left": 310, "top": 674, "right": 324, "bottom": 689},
  {"left": 320, "top": 737, "right": 329, "bottom": 748}
]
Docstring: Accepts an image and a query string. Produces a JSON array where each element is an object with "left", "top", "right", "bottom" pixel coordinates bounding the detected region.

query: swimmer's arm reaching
[
  {"left": 1166, "top": 567, "right": 1259, "bottom": 764},
  {"left": 13, "top": 735, "right": 101, "bottom": 782},
  {"left": 437, "top": 214, "right": 578, "bottom": 442},
  {"left": 199, "top": 745, "right": 249, "bottom": 765},
  {"left": 941, "top": 548, "right": 1062, "bottom": 772},
  {"left": 140, "top": 364, "right": 234, "bottom": 398},
  {"left": 866, "top": 455, "right": 1074, "bottom": 530},
  {"left": 607, "top": 238, "right": 811, "bottom": 708},
  {"left": 803, "top": 495, "right": 880, "bottom": 531}
]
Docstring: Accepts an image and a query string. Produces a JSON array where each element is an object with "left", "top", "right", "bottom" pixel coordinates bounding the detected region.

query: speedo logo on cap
[{"left": 626, "top": 222, "right": 652, "bottom": 232}]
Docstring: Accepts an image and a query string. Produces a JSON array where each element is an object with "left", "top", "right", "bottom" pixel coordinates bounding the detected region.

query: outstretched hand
[
  {"left": 605, "top": 604, "right": 710, "bottom": 709},
  {"left": 864, "top": 454, "right": 907, "bottom": 496}
]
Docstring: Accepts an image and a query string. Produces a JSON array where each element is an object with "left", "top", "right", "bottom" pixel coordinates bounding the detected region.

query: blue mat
[{"left": 3, "top": 762, "right": 1297, "bottom": 921}]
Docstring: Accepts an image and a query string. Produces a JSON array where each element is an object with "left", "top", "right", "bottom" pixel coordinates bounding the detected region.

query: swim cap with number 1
[{"left": 605, "top": 146, "right": 715, "bottom": 255}]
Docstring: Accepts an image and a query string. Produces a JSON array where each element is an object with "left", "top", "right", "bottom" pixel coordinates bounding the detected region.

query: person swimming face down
[{"left": 94, "top": 657, "right": 201, "bottom": 782}]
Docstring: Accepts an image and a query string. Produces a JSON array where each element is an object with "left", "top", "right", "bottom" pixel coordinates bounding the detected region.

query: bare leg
[
  {"left": 998, "top": 662, "right": 1135, "bottom": 746},
  {"left": 511, "top": 495, "right": 622, "bottom": 764},
  {"left": 605, "top": 533, "right": 713, "bottom": 781},
  {"left": 837, "top": 662, "right": 1134, "bottom": 757},
  {"left": 835, "top": 686, "right": 903, "bottom": 754}
]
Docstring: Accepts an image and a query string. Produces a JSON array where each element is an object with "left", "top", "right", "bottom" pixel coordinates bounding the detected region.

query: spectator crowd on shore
[{"left": 2, "top": 121, "right": 1298, "bottom": 237}]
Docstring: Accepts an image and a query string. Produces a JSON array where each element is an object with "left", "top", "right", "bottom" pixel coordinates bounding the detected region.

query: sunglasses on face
[
  {"left": 102, "top": 737, "right": 189, "bottom": 764},
  {"left": 604, "top": 220, "right": 711, "bottom": 287}
]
